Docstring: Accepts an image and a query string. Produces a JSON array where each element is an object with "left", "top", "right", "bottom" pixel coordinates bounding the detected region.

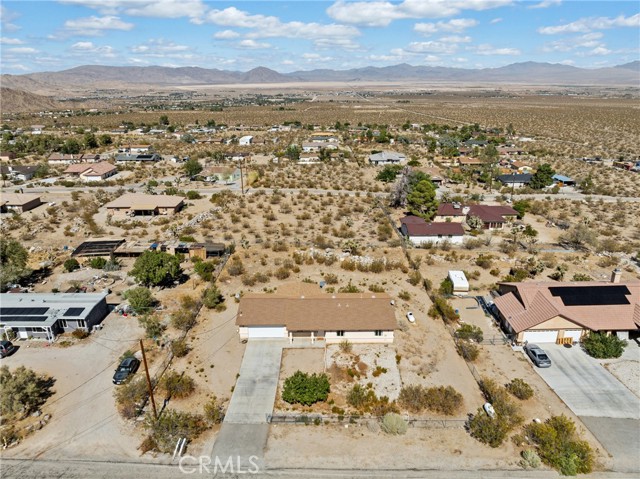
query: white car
[{"left": 406, "top": 312, "right": 415, "bottom": 323}]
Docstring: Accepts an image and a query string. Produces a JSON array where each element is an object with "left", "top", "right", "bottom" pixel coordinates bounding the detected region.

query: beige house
[
  {"left": 65, "top": 161, "right": 117, "bottom": 182},
  {"left": 237, "top": 283, "right": 396, "bottom": 343},
  {"left": 105, "top": 193, "right": 184, "bottom": 217},
  {"left": 494, "top": 271, "right": 640, "bottom": 344},
  {"left": 0, "top": 193, "right": 42, "bottom": 213}
]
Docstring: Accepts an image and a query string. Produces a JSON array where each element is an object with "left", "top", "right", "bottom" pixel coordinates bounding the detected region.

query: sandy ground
[{"left": 600, "top": 342, "right": 640, "bottom": 399}]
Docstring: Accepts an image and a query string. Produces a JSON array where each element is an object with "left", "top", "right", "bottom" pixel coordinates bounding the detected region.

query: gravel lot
[{"left": 601, "top": 341, "right": 640, "bottom": 398}]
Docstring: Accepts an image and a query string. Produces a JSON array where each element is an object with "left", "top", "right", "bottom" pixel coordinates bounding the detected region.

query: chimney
[{"left": 611, "top": 268, "right": 622, "bottom": 284}]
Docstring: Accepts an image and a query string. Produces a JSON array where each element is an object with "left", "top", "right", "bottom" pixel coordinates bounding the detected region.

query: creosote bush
[
  {"left": 160, "top": 371, "right": 195, "bottom": 399},
  {"left": 282, "top": 371, "right": 330, "bottom": 406},
  {"left": 398, "top": 385, "right": 463, "bottom": 415},
  {"left": 381, "top": 413, "right": 407, "bottom": 435},
  {"left": 506, "top": 378, "right": 534, "bottom": 400}
]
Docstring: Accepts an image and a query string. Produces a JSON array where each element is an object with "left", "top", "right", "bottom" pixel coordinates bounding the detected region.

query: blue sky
[{"left": 1, "top": 1, "right": 638, "bottom": 74}]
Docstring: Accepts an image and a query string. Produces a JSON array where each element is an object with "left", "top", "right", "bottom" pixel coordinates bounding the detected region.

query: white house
[
  {"left": 400, "top": 216, "right": 465, "bottom": 245},
  {"left": 298, "top": 153, "right": 321, "bottom": 164},
  {"left": 448, "top": 270, "right": 470, "bottom": 295},
  {"left": 236, "top": 283, "right": 396, "bottom": 344},
  {"left": 368, "top": 151, "right": 406, "bottom": 165},
  {"left": 239, "top": 135, "right": 253, "bottom": 146}
]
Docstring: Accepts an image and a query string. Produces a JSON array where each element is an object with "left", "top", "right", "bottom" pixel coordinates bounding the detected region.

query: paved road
[
  {"left": 533, "top": 344, "right": 640, "bottom": 419},
  {"left": 4, "top": 458, "right": 640, "bottom": 479},
  {"left": 210, "top": 340, "right": 284, "bottom": 472},
  {"left": 580, "top": 417, "right": 640, "bottom": 473}
]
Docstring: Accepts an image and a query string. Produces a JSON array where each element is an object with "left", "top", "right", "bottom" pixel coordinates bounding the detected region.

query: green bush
[
  {"left": 398, "top": 385, "right": 463, "bottom": 416},
  {"left": 89, "top": 257, "right": 107, "bottom": 269},
  {"left": 439, "top": 277, "right": 453, "bottom": 295},
  {"left": 63, "top": 258, "right": 80, "bottom": 272},
  {"left": 347, "top": 384, "right": 376, "bottom": 410},
  {"left": 455, "top": 323, "right": 484, "bottom": 342},
  {"left": 123, "top": 287, "right": 156, "bottom": 315},
  {"left": 506, "top": 378, "right": 534, "bottom": 400},
  {"left": 520, "top": 449, "right": 542, "bottom": 469},
  {"left": 456, "top": 341, "right": 479, "bottom": 362},
  {"left": 282, "top": 371, "right": 330, "bottom": 406},
  {"left": 381, "top": 413, "right": 407, "bottom": 435},
  {"left": 138, "top": 314, "right": 165, "bottom": 339},
  {"left": 407, "top": 270, "right": 422, "bottom": 286},
  {"left": 194, "top": 260, "right": 216, "bottom": 281},
  {"left": 130, "top": 251, "right": 182, "bottom": 287},
  {"left": 161, "top": 371, "right": 195, "bottom": 399},
  {"left": 428, "top": 294, "right": 459, "bottom": 323},
  {"left": 144, "top": 409, "right": 207, "bottom": 453},
  {"left": 171, "top": 338, "right": 190, "bottom": 358},
  {"left": 525, "top": 415, "right": 594, "bottom": 475},
  {"left": 186, "top": 190, "right": 201, "bottom": 200},
  {"left": 468, "top": 408, "right": 512, "bottom": 447},
  {"left": 582, "top": 332, "right": 626, "bottom": 359},
  {"left": 0, "top": 366, "right": 54, "bottom": 420},
  {"left": 114, "top": 377, "right": 147, "bottom": 419},
  {"left": 202, "top": 284, "right": 224, "bottom": 309},
  {"left": 203, "top": 396, "right": 224, "bottom": 424}
]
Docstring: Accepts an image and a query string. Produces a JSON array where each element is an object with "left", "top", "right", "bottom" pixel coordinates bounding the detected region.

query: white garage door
[
  {"left": 564, "top": 330, "right": 583, "bottom": 342},
  {"left": 247, "top": 326, "right": 287, "bottom": 339},
  {"left": 522, "top": 330, "right": 558, "bottom": 343}
]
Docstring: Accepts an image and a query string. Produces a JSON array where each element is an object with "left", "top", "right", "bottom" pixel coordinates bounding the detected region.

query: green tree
[
  {"left": 130, "top": 251, "right": 182, "bottom": 287},
  {"left": 202, "top": 284, "right": 224, "bottom": 309},
  {"left": 159, "top": 115, "right": 170, "bottom": 125},
  {"left": 0, "top": 366, "right": 54, "bottom": 419},
  {"left": 139, "top": 314, "right": 165, "bottom": 339},
  {"left": 284, "top": 144, "right": 300, "bottom": 161},
  {"left": 61, "top": 138, "right": 81, "bottom": 154},
  {"left": 183, "top": 158, "right": 203, "bottom": 179},
  {"left": 512, "top": 199, "right": 530, "bottom": 219},
  {"left": 0, "top": 239, "right": 31, "bottom": 289},
  {"left": 282, "top": 371, "right": 330, "bottom": 406},
  {"left": 407, "top": 179, "right": 438, "bottom": 220},
  {"left": 83, "top": 132, "right": 98, "bottom": 149},
  {"left": 123, "top": 286, "right": 156, "bottom": 314},
  {"left": 63, "top": 258, "right": 80, "bottom": 272},
  {"left": 98, "top": 134, "right": 113, "bottom": 146},
  {"left": 194, "top": 260, "right": 216, "bottom": 281},
  {"left": 467, "top": 215, "right": 484, "bottom": 230},
  {"left": 529, "top": 163, "right": 556, "bottom": 190}
]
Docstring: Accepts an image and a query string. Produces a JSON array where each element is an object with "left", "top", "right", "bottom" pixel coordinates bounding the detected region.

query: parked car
[
  {"left": 0, "top": 340, "right": 16, "bottom": 358},
  {"left": 406, "top": 312, "right": 416, "bottom": 323},
  {"left": 113, "top": 357, "right": 140, "bottom": 384},
  {"left": 524, "top": 343, "right": 552, "bottom": 368}
]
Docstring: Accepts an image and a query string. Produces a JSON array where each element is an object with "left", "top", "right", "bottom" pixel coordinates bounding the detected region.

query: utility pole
[
  {"left": 140, "top": 339, "right": 157, "bottom": 419},
  {"left": 239, "top": 157, "right": 245, "bottom": 195}
]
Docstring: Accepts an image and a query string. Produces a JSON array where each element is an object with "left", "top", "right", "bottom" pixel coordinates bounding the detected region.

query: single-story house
[
  {"left": 115, "top": 153, "right": 162, "bottom": 163},
  {"left": 458, "top": 157, "right": 484, "bottom": 167},
  {"left": 302, "top": 141, "right": 338, "bottom": 152},
  {"left": 368, "top": 151, "right": 406, "bottom": 166},
  {"left": 239, "top": 135, "right": 253, "bottom": 146},
  {"left": 552, "top": 174, "right": 576, "bottom": 187},
  {"left": 400, "top": 216, "right": 465, "bottom": 245},
  {"left": 204, "top": 167, "right": 241, "bottom": 184},
  {"left": 497, "top": 173, "right": 533, "bottom": 188},
  {"left": 0, "top": 151, "right": 16, "bottom": 161},
  {"left": 434, "top": 203, "right": 518, "bottom": 230},
  {"left": 0, "top": 291, "right": 109, "bottom": 341},
  {"left": 0, "top": 165, "right": 38, "bottom": 181},
  {"left": 493, "top": 270, "right": 640, "bottom": 344},
  {"left": 434, "top": 203, "right": 468, "bottom": 222},
  {"left": 105, "top": 193, "right": 184, "bottom": 217},
  {"left": 0, "top": 193, "right": 42, "bottom": 213},
  {"left": 47, "top": 153, "right": 100, "bottom": 165},
  {"left": 237, "top": 283, "right": 396, "bottom": 343},
  {"left": 298, "top": 153, "right": 321, "bottom": 164},
  {"left": 448, "top": 271, "right": 470, "bottom": 295},
  {"left": 118, "top": 144, "right": 152, "bottom": 154},
  {"left": 64, "top": 161, "right": 117, "bottom": 182},
  {"left": 309, "top": 133, "right": 339, "bottom": 143},
  {"left": 413, "top": 167, "right": 444, "bottom": 185},
  {"left": 498, "top": 147, "right": 525, "bottom": 156}
]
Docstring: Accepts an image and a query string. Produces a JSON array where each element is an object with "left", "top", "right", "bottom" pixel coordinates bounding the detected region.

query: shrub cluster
[
  {"left": 282, "top": 371, "right": 330, "bottom": 406},
  {"left": 506, "top": 378, "right": 534, "bottom": 400},
  {"left": 346, "top": 384, "right": 398, "bottom": 416},
  {"left": 160, "top": 371, "right": 195, "bottom": 399},
  {"left": 455, "top": 324, "right": 484, "bottom": 342},
  {"left": 381, "top": 413, "right": 407, "bottom": 435},
  {"left": 428, "top": 294, "right": 459, "bottom": 323},
  {"left": 144, "top": 409, "right": 207, "bottom": 453},
  {"left": 0, "top": 366, "right": 54, "bottom": 420},
  {"left": 398, "top": 385, "right": 463, "bottom": 416},
  {"left": 582, "top": 332, "right": 627, "bottom": 359}
]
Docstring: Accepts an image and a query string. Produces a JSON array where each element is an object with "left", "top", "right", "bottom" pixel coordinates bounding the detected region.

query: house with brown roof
[
  {"left": 434, "top": 203, "right": 518, "bottom": 230},
  {"left": 493, "top": 270, "right": 640, "bottom": 344},
  {"left": 48, "top": 153, "right": 82, "bottom": 165},
  {"left": 400, "top": 216, "right": 465, "bottom": 245},
  {"left": 236, "top": 283, "right": 396, "bottom": 343},
  {"left": 104, "top": 193, "right": 184, "bottom": 217},
  {"left": 0, "top": 193, "right": 42, "bottom": 213},
  {"left": 65, "top": 161, "right": 117, "bottom": 182}
]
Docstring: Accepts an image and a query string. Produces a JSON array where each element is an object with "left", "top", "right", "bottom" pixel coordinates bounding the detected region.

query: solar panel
[
  {"left": 0, "top": 316, "right": 48, "bottom": 322},
  {"left": 64, "top": 307, "right": 85, "bottom": 317},
  {"left": 0, "top": 307, "right": 49, "bottom": 316},
  {"left": 549, "top": 285, "right": 630, "bottom": 306}
]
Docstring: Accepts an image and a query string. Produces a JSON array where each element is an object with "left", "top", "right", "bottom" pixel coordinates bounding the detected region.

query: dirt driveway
[{"left": 1, "top": 313, "right": 151, "bottom": 462}]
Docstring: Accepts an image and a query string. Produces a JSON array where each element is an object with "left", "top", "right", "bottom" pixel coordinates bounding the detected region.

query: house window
[
  {"left": 60, "top": 319, "right": 68, "bottom": 328},
  {"left": 336, "top": 330, "right": 345, "bottom": 337},
  {"left": 78, "top": 320, "right": 86, "bottom": 329},
  {"left": 374, "top": 330, "right": 383, "bottom": 336},
  {"left": 438, "top": 234, "right": 443, "bottom": 238}
]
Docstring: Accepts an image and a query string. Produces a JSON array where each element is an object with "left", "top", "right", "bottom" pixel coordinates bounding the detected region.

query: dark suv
[
  {"left": 0, "top": 340, "right": 16, "bottom": 358},
  {"left": 113, "top": 357, "right": 140, "bottom": 384}
]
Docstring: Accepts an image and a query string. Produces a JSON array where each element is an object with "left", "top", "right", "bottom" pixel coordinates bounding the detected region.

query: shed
[{"left": 448, "top": 270, "right": 470, "bottom": 295}]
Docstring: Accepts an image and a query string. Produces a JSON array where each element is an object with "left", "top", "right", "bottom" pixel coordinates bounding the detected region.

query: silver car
[{"left": 524, "top": 343, "right": 552, "bottom": 368}]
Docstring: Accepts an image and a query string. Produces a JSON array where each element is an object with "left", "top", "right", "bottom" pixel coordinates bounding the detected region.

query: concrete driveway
[{"left": 531, "top": 344, "right": 640, "bottom": 419}]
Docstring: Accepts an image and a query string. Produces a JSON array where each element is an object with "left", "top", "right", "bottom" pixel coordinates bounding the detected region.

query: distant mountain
[
  {"left": 1, "top": 62, "right": 638, "bottom": 97},
  {"left": 0, "top": 87, "right": 63, "bottom": 113}
]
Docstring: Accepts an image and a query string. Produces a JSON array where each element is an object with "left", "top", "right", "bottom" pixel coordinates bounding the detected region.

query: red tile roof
[{"left": 400, "top": 216, "right": 464, "bottom": 237}]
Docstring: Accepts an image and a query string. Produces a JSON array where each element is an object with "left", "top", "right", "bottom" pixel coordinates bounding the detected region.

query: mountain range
[{"left": 1, "top": 62, "right": 638, "bottom": 99}]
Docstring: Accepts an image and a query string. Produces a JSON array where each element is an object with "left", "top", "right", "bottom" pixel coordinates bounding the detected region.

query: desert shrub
[
  {"left": 520, "top": 449, "right": 542, "bottom": 469},
  {"left": 89, "top": 257, "right": 107, "bottom": 269},
  {"left": 203, "top": 396, "right": 224, "bottom": 424},
  {"left": 338, "top": 281, "right": 361, "bottom": 293},
  {"left": 398, "top": 290, "right": 411, "bottom": 301},
  {"left": 468, "top": 408, "right": 512, "bottom": 447},
  {"left": 428, "top": 294, "right": 459, "bottom": 323},
  {"left": 171, "top": 338, "right": 189, "bottom": 358},
  {"left": 123, "top": 287, "right": 156, "bottom": 315},
  {"left": 340, "top": 259, "right": 357, "bottom": 271},
  {"left": 475, "top": 254, "right": 493, "bottom": 269},
  {"left": 369, "top": 259, "right": 385, "bottom": 273},
  {"left": 571, "top": 273, "right": 593, "bottom": 282},
  {"left": 455, "top": 323, "right": 484, "bottom": 342},
  {"left": 202, "top": 284, "right": 224, "bottom": 309},
  {"left": 339, "top": 339, "right": 352, "bottom": 354},
  {"left": 63, "top": 258, "right": 80, "bottom": 272},
  {"left": 186, "top": 190, "right": 201, "bottom": 200},
  {"left": 241, "top": 274, "right": 257, "bottom": 286},
  {"left": 439, "top": 277, "right": 454, "bottom": 295},
  {"left": 282, "top": 371, "right": 330, "bottom": 406},
  {"left": 525, "top": 415, "right": 594, "bottom": 475},
  {"left": 114, "top": 377, "right": 147, "bottom": 419},
  {"left": 368, "top": 284, "right": 385, "bottom": 293},
  {"left": 456, "top": 341, "right": 479, "bottom": 362},
  {"left": 138, "top": 314, "right": 165, "bottom": 339},
  {"left": 226, "top": 257, "right": 245, "bottom": 276},
  {"left": 324, "top": 273, "right": 339, "bottom": 284},
  {"left": 407, "top": 270, "right": 422, "bottom": 286},
  {"left": 194, "top": 260, "right": 216, "bottom": 281},
  {"left": 381, "top": 413, "right": 407, "bottom": 435},
  {"left": 71, "top": 329, "right": 89, "bottom": 339},
  {"left": 347, "top": 384, "right": 375, "bottom": 409},
  {"left": 274, "top": 267, "right": 291, "bottom": 280},
  {"left": 161, "top": 371, "right": 195, "bottom": 399},
  {"left": 582, "top": 332, "right": 626, "bottom": 359},
  {"left": 0, "top": 425, "right": 19, "bottom": 448},
  {"left": 144, "top": 409, "right": 207, "bottom": 453},
  {"left": 398, "top": 385, "right": 463, "bottom": 415},
  {"left": 506, "top": 378, "right": 534, "bottom": 400},
  {"left": 0, "top": 366, "right": 54, "bottom": 420}
]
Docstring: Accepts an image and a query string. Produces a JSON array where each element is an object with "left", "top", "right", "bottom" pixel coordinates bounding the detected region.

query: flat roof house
[
  {"left": 368, "top": 151, "right": 406, "bottom": 166},
  {"left": 65, "top": 161, "right": 117, "bottom": 182},
  {"left": 0, "top": 291, "right": 109, "bottom": 341},
  {"left": 493, "top": 271, "right": 640, "bottom": 344},
  {"left": 400, "top": 216, "right": 465, "bottom": 245},
  {"left": 105, "top": 193, "right": 184, "bottom": 217},
  {"left": 239, "top": 135, "right": 253, "bottom": 146},
  {"left": 237, "top": 283, "right": 396, "bottom": 344},
  {"left": 552, "top": 174, "right": 576, "bottom": 187},
  {"left": 0, "top": 193, "right": 42, "bottom": 213},
  {"left": 497, "top": 173, "right": 533, "bottom": 188},
  {"left": 115, "top": 153, "right": 162, "bottom": 163}
]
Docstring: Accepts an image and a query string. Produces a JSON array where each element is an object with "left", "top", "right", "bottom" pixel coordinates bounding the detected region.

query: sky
[{"left": 0, "top": 1, "right": 638, "bottom": 74}]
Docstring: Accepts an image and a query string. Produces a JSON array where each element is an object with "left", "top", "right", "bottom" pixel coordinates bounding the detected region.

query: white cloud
[
  {"left": 472, "top": 44, "right": 521, "bottom": 55},
  {"left": 414, "top": 18, "right": 478, "bottom": 35},
  {"left": 0, "top": 5, "right": 20, "bottom": 32},
  {"left": 59, "top": 0, "right": 206, "bottom": 21},
  {"left": 405, "top": 41, "right": 458, "bottom": 54},
  {"left": 543, "top": 32, "right": 606, "bottom": 52},
  {"left": 490, "top": 17, "right": 503, "bottom": 24},
  {"left": 558, "top": 59, "right": 575, "bottom": 65},
  {"left": 581, "top": 46, "right": 612, "bottom": 56},
  {"left": 6, "top": 47, "right": 38, "bottom": 54},
  {"left": 4, "top": 63, "right": 30, "bottom": 71},
  {"left": 439, "top": 35, "right": 472, "bottom": 43},
  {"left": 539, "top": 14, "right": 640, "bottom": 34},
  {"left": 131, "top": 39, "right": 190, "bottom": 54},
  {"left": 0, "top": 37, "right": 24, "bottom": 45},
  {"left": 281, "top": 60, "right": 295, "bottom": 65},
  {"left": 63, "top": 15, "right": 134, "bottom": 35},
  {"left": 326, "top": 0, "right": 512, "bottom": 27},
  {"left": 237, "top": 39, "right": 271, "bottom": 50},
  {"left": 70, "top": 41, "right": 116, "bottom": 57},
  {"left": 529, "top": 0, "right": 561, "bottom": 9},
  {"left": 424, "top": 55, "right": 440, "bottom": 63},
  {"left": 213, "top": 30, "right": 240, "bottom": 39}
]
